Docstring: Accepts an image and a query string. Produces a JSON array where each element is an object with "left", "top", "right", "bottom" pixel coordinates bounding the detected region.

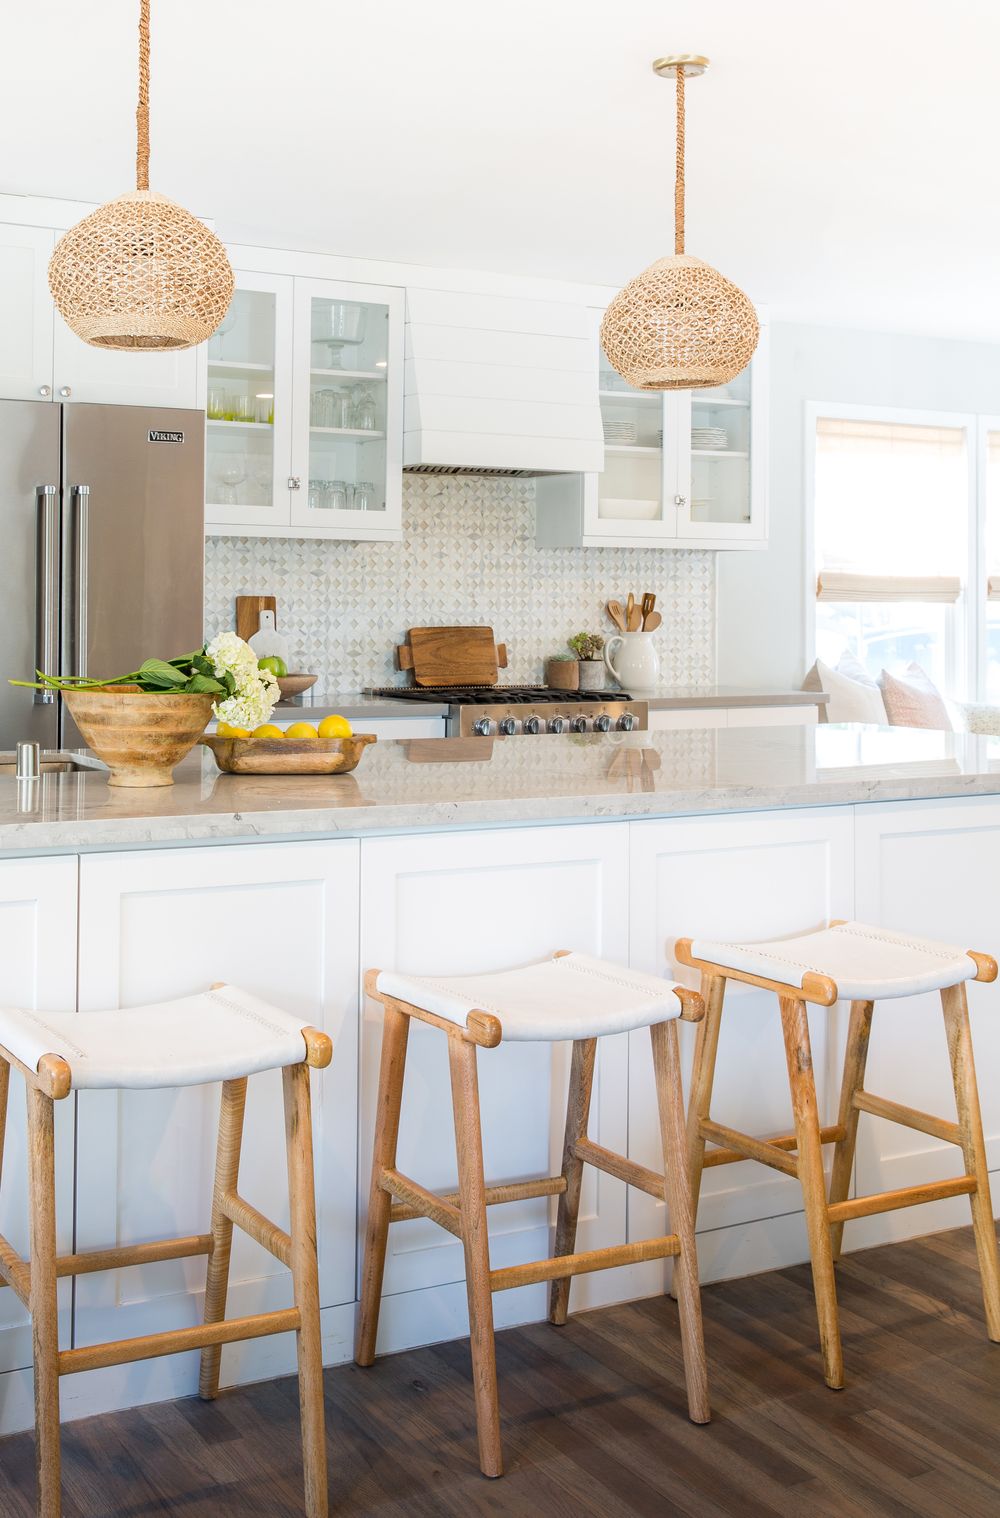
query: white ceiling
[{"left": 3, "top": 0, "right": 999, "bottom": 339}]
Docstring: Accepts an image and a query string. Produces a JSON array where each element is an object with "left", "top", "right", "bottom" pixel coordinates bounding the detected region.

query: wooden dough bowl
[{"left": 202, "top": 733, "right": 377, "bottom": 775}]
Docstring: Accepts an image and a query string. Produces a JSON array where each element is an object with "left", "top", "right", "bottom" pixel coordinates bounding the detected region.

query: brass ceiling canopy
[{"left": 600, "top": 54, "right": 759, "bottom": 391}]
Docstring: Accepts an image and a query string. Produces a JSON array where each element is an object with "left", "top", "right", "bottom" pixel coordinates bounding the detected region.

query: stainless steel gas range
[{"left": 367, "top": 686, "right": 648, "bottom": 738}]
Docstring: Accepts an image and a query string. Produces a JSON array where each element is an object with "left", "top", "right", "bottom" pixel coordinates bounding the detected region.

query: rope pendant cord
[
  {"left": 674, "top": 64, "right": 685, "bottom": 256},
  {"left": 136, "top": 0, "right": 150, "bottom": 191}
]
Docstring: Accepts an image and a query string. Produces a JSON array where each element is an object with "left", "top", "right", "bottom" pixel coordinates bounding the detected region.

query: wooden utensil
[
  {"left": 642, "top": 610, "right": 662, "bottom": 632},
  {"left": 606, "top": 600, "right": 626, "bottom": 633},
  {"left": 641, "top": 592, "right": 656, "bottom": 627},
  {"left": 627, "top": 604, "right": 642, "bottom": 632},
  {"left": 625, "top": 592, "right": 635, "bottom": 627},
  {"left": 395, "top": 627, "right": 507, "bottom": 687}
]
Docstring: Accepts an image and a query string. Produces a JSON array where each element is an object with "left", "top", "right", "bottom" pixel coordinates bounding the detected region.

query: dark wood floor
[{"left": 1, "top": 1225, "right": 999, "bottom": 1516}]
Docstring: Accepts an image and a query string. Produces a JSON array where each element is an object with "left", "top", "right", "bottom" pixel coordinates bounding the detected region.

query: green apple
[{"left": 258, "top": 655, "right": 288, "bottom": 678}]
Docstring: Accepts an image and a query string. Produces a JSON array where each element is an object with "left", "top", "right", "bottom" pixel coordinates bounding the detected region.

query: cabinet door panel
[
  {"left": 359, "top": 824, "right": 629, "bottom": 1329},
  {"left": 0, "top": 856, "right": 77, "bottom": 1372},
  {"left": 0, "top": 225, "right": 54, "bottom": 400},
  {"left": 75, "top": 841, "right": 359, "bottom": 1390},
  {"left": 853, "top": 798, "right": 1000, "bottom": 1244},
  {"left": 628, "top": 810, "right": 853, "bottom": 1266}
]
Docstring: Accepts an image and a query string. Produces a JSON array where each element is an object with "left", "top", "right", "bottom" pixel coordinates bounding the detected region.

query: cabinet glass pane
[
  {"left": 688, "top": 365, "right": 752, "bottom": 526},
  {"left": 206, "top": 289, "right": 277, "bottom": 513},
  {"left": 306, "top": 295, "right": 389, "bottom": 518},
  {"left": 597, "top": 350, "right": 665, "bottom": 527}
]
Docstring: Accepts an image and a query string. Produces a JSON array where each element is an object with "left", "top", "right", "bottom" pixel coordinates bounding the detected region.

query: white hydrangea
[{"left": 205, "top": 632, "right": 280, "bottom": 730}]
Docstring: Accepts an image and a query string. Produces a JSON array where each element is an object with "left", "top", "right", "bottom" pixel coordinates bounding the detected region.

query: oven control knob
[
  {"left": 523, "top": 715, "right": 542, "bottom": 735},
  {"left": 594, "top": 714, "right": 612, "bottom": 733},
  {"left": 570, "top": 715, "right": 588, "bottom": 733},
  {"left": 472, "top": 718, "right": 493, "bottom": 737},
  {"left": 547, "top": 716, "right": 566, "bottom": 734},
  {"left": 617, "top": 713, "right": 637, "bottom": 731},
  {"left": 499, "top": 717, "right": 517, "bottom": 736}
]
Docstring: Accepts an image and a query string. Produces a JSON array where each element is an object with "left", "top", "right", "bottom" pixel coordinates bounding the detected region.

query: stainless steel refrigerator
[{"left": 0, "top": 400, "right": 205, "bottom": 750}]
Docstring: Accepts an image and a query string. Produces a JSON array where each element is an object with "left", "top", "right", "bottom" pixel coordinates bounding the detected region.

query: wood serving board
[
  {"left": 395, "top": 626, "right": 508, "bottom": 686},
  {"left": 236, "top": 595, "right": 277, "bottom": 643}
]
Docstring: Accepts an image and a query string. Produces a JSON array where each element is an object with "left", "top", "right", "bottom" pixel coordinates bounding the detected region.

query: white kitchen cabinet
[
  {"left": 0, "top": 224, "right": 55, "bottom": 401},
  {"left": 73, "top": 840, "right": 360, "bottom": 1398},
  {"left": 358, "top": 823, "right": 631, "bottom": 1353},
  {"left": 627, "top": 808, "right": 854, "bottom": 1288},
  {"left": 51, "top": 306, "right": 201, "bottom": 410},
  {"left": 646, "top": 704, "right": 819, "bottom": 732},
  {"left": 535, "top": 321, "right": 768, "bottom": 551},
  {"left": 206, "top": 269, "right": 404, "bottom": 541},
  {"left": 0, "top": 857, "right": 77, "bottom": 1381},
  {"left": 852, "top": 797, "right": 1000, "bottom": 1247}
]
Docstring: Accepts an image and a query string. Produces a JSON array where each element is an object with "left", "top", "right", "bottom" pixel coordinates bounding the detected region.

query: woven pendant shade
[
  {"left": 48, "top": 1, "right": 233, "bottom": 352},
  {"left": 601, "top": 57, "right": 758, "bottom": 392}
]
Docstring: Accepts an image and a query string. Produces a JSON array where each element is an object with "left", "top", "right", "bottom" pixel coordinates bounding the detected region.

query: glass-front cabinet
[
  {"left": 536, "top": 319, "right": 767, "bottom": 550},
  {"left": 206, "top": 272, "right": 403, "bottom": 540}
]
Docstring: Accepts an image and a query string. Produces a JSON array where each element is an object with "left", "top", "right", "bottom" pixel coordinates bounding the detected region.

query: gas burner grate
[{"left": 369, "top": 686, "right": 631, "bottom": 705}]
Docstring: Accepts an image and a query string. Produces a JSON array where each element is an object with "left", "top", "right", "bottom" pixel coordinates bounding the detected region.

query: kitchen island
[{"left": 0, "top": 722, "right": 997, "bottom": 1436}]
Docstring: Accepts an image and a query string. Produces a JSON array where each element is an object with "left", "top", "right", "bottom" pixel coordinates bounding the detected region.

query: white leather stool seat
[
  {"left": 0, "top": 985, "right": 314, "bottom": 1090},
  {"left": 376, "top": 952, "right": 686, "bottom": 1041},
  {"left": 690, "top": 920, "right": 980, "bottom": 1000}
]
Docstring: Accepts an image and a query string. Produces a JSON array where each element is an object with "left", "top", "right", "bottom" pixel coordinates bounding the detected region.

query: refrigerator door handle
[
  {"left": 34, "top": 485, "right": 59, "bottom": 704},
  {"left": 67, "top": 484, "right": 90, "bottom": 680}
]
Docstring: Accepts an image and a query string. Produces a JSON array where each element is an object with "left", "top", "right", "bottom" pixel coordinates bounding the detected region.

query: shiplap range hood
[{"left": 403, "top": 288, "right": 605, "bottom": 477}]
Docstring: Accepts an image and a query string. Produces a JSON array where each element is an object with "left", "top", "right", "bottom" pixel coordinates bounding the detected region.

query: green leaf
[
  {"left": 137, "top": 658, "right": 189, "bottom": 688},
  {"left": 183, "top": 674, "right": 226, "bottom": 694}
]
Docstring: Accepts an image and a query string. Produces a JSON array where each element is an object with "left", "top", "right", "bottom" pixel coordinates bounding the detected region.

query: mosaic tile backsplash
[{"left": 204, "top": 476, "right": 716, "bottom": 691}]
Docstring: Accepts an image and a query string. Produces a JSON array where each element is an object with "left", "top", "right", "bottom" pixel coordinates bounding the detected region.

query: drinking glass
[
  {"left": 217, "top": 456, "right": 247, "bottom": 505},
  {"left": 234, "top": 395, "right": 255, "bottom": 424},
  {"left": 311, "top": 301, "right": 367, "bottom": 368},
  {"left": 250, "top": 455, "right": 271, "bottom": 507},
  {"left": 207, "top": 387, "right": 227, "bottom": 420},
  {"left": 354, "top": 385, "right": 378, "bottom": 431},
  {"left": 328, "top": 480, "right": 349, "bottom": 511},
  {"left": 209, "top": 307, "right": 238, "bottom": 359},
  {"left": 355, "top": 480, "right": 377, "bottom": 512},
  {"left": 308, "top": 479, "right": 326, "bottom": 511}
]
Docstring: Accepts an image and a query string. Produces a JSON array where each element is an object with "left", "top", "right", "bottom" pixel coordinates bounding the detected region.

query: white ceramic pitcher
[{"left": 603, "top": 631, "right": 660, "bottom": 695}]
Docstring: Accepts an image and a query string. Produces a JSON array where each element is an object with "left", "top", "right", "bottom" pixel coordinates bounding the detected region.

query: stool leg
[
  {"left": 356, "top": 1001, "right": 409, "bottom": 1366},
  {"left": 942, "top": 983, "right": 1000, "bottom": 1340},
  {"left": 283, "top": 1062, "right": 329, "bottom": 1518},
  {"left": 651, "top": 1020, "right": 710, "bottom": 1424},
  {"left": 448, "top": 1033, "right": 502, "bottom": 1479},
  {"left": 199, "top": 1077, "right": 249, "bottom": 1399},
  {"left": 549, "top": 1037, "right": 597, "bottom": 1326},
  {"left": 685, "top": 973, "right": 726, "bottom": 1216},
  {"left": 27, "top": 1085, "right": 61, "bottom": 1518},
  {"left": 827, "top": 1000, "right": 874, "bottom": 1262},
  {"left": 779, "top": 995, "right": 844, "bottom": 1389}
]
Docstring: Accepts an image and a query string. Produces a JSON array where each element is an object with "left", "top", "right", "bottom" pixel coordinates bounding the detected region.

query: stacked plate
[
  {"left": 692, "top": 426, "right": 728, "bottom": 450},
  {"left": 604, "top": 419, "right": 638, "bottom": 444}
]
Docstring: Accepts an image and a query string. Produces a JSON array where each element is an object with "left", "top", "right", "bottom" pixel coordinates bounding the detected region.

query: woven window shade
[
  {"left": 988, "top": 577, "right": 1000, "bottom": 600},
  {"left": 600, "top": 59, "right": 758, "bottom": 392},
  {"left": 48, "top": 1, "right": 233, "bottom": 352},
  {"left": 816, "top": 572, "right": 961, "bottom": 604}
]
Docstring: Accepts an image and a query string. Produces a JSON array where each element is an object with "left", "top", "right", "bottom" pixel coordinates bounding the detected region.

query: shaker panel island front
[{"left": 0, "top": 722, "right": 998, "bottom": 1433}]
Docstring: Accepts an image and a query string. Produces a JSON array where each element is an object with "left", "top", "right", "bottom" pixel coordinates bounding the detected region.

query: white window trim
[{"left": 804, "top": 399, "right": 978, "bottom": 701}]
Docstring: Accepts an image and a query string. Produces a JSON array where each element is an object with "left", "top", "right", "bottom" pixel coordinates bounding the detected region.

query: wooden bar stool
[
  {"left": 0, "top": 982, "right": 332, "bottom": 1518},
  {"left": 676, "top": 919, "right": 1000, "bottom": 1389},
  {"left": 356, "top": 950, "right": 710, "bottom": 1478}
]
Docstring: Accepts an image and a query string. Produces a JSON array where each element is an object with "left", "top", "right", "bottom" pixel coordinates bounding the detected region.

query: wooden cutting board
[
  {"left": 236, "top": 595, "right": 277, "bottom": 643},
  {"left": 395, "top": 627, "right": 508, "bottom": 686}
]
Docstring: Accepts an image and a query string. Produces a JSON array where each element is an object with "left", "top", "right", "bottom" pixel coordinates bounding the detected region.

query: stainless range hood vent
[
  {"left": 403, "top": 288, "right": 604, "bottom": 477},
  {"left": 403, "top": 463, "right": 554, "bottom": 479}
]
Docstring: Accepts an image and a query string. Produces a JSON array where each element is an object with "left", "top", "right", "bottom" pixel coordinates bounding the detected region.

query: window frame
[{"left": 804, "top": 400, "right": 979, "bottom": 701}]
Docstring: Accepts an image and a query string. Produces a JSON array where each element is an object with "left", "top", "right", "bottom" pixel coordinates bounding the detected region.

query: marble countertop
[
  {"left": 0, "top": 723, "right": 995, "bottom": 855},
  {"left": 278, "top": 686, "right": 827, "bottom": 717}
]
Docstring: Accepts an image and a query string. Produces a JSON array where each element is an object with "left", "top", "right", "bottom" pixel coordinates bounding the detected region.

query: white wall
[{"left": 717, "top": 322, "right": 1000, "bottom": 687}]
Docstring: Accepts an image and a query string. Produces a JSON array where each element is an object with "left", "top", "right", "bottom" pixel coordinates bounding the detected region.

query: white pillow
[{"left": 802, "top": 658, "right": 888, "bottom": 724}]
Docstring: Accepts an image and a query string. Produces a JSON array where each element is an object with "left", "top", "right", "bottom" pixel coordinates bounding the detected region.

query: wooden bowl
[
  {"left": 64, "top": 686, "right": 214, "bottom": 787},
  {"left": 201, "top": 733, "right": 376, "bottom": 775},
  {"left": 276, "top": 673, "right": 318, "bottom": 701}
]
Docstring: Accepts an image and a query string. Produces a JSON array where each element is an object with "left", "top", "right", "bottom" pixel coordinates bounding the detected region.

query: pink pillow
[{"left": 878, "top": 664, "right": 952, "bottom": 730}]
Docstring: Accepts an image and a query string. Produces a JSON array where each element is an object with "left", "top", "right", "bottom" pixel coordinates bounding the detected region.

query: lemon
[
  {"left": 217, "top": 722, "right": 251, "bottom": 739},
  {"left": 318, "top": 714, "right": 353, "bottom": 739},
  {"left": 285, "top": 721, "right": 319, "bottom": 739},
  {"left": 251, "top": 723, "right": 285, "bottom": 739}
]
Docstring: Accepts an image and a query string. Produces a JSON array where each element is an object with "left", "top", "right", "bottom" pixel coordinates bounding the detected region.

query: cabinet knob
[
  {"left": 674, "top": 494, "right": 687, "bottom": 507},
  {"left": 287, "top": 476, "right": 301, "bottom": 490},
  {"left": 58, "top": 386, "right": 72, "bottom": 398},
  {"left": 38, "top": 385, "right": 51, "bottom": 398}
]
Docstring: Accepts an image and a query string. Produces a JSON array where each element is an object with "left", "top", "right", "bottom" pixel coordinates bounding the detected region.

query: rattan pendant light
[
  {"left": 601, "top": 55, "right": 758, "bottom": 391},
  {"left": 48, "top": 0, "right": 233, "bottom": 351}
]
